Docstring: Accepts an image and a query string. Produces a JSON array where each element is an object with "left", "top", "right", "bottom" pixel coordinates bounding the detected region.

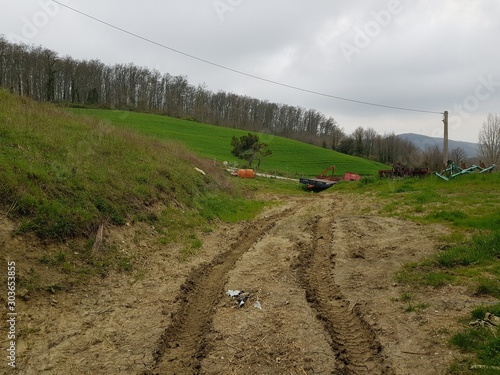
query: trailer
[
  {"left": 299, "top": 165, "right": 360, "bottom": 191},
  {"left": 299, "top": 177, "right": 338, "bottom": 190}
]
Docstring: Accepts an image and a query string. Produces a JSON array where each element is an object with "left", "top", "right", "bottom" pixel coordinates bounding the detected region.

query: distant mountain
[{"left": 397, "top": 133, "right": 479, "bottom": 157}]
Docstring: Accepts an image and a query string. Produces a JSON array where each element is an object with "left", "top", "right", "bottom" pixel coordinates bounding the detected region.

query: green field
[{"left": 69, "top": 108, "right": 388, "bottom": 177}]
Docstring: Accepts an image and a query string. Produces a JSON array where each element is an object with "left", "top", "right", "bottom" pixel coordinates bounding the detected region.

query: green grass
[
  {"left": 450, "top": 304, "right": 500, "bottom": 373},
  {"left": 1, "top": 89, "right": 284, "bottom": 296},
  {"left": 374, "top": 176, "right": 500, "bottom": 301},
  {"left": 338, "top": 173, "right": 500, "bottom": 228},
  {"left": 339, "top": 172, "right": 500, "bottom": 370},
  {"left": 435, "top": 232, "right": 500, "bottom": 268},
  {"left": 426, "top": 231, "right": 500, "bottom": 297},
  {"left": 0, "top": 90, "right": 266, "bottom": 241},
  {"left": 68, "top": 108, "right": 389, "bottom": 177},
  {"left": 393, "top": 292, "right": 431, "bottom": 313},
  {"left": 178, "top": 234, "right": 205, "bottom": 262},
  {"left": 197, "top": 192, "right": 269, "bottom": 223}
]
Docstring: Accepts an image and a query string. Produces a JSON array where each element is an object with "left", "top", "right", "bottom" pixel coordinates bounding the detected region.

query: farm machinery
[
  {"left": 435, "top": 160, "right": 496, "bottom": 181},
  {"left": 378, "top": 163, "right": 431, "bottom": 178},
  {"left": 299, "top": 165, "right": 360, "bottom": 191}
]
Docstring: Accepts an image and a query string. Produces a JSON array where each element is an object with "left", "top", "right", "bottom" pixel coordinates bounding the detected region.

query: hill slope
[
  {"left": 70, "top": 109, "right": 389, "bottom": 177},
  {"left": 0, "top": 90, "right": 247, "bottom": 240},
  {"left": 398, "top": 133, "right": 479, "bottom": 157}
]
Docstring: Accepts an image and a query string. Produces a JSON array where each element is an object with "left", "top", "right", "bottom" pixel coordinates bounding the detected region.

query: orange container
[{"left": 237, "top": 169, "right": 255, "bottom": 179}]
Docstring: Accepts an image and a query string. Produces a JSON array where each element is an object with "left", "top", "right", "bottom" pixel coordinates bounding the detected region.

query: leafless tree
[
  {"left": 362, "top": 127, "right": 377, "bottom": 158},
  {"left": 449, "top": 147, "right": 468, "bottom": 165},
  {"left": 420, "top": 145, "right": 443, "bottom": 171},
  {"left": 0, "top": 37, "right": 430, "bottom": 166},
  {"left": 351, "top": 127, "right": 365, "bottom": 156},
  {"left": 478, "top": 113, "right": 500, "bottom": 166}
]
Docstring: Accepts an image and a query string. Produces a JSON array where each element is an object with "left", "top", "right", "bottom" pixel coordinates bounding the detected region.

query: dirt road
[{"left": 6, "top": 192, "right": 485, "bottom": 374}]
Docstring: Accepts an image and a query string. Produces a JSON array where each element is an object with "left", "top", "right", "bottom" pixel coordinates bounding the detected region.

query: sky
[{"left": 1, "top": 0, "right": 499, "bottom": 142}]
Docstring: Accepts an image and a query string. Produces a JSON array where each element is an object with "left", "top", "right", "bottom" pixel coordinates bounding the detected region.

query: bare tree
[
  {"left": 449, "top": 147, "right": 468, "bottom": 165},
  {"left": 330, "top": 122, "right": 345, "bottom": 151},
  {"left": 362, "top": 127, "right": 377, "bottom": 158},
  {"left": 421, "top": 145, "right": 443, "bottom": 171},
  {"left": 0, "top": 38, "right": 428, "bottom": 167},
  {"left": 352, "top": 127, "right": 365, "bottom": 156},
  {"left": 478, "top": 113, "right": 500, "bottom": 166},
  {"left": 374, "top": 132, "right": 399, "bottom": 164},
  {"left": 398, "top": 138, "right": 419, "bottom": 166}
]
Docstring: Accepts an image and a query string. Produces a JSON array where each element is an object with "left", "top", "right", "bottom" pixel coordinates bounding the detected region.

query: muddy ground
[{"left": 1, "top": 192, "right": 495, "bottom": 374}]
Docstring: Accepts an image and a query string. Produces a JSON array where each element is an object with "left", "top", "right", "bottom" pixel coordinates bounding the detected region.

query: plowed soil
[{"left": 2, "top": 192, "right": 494, "bottom": 375}]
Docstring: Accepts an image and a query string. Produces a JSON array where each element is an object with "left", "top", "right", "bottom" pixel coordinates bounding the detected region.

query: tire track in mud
[
  {"left": 142, "top": 209, "right": 291, "bottom": 375},
  {"left": 297, "top": 214, "right": 394, "bottom": 375}
]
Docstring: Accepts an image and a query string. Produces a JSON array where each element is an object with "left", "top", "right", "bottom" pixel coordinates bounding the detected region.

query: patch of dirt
[
  {"left": 296, "top": 213, "right": 392, "bottom": 374},
  {"left": 144, "top": 210, "right": 289, "bottom": 375},
  {"left": 1, "top": 193, "right": 496, "bottom": 374},
  {"left": 200, "top": 199, "right": 337, "bottom": 375}
]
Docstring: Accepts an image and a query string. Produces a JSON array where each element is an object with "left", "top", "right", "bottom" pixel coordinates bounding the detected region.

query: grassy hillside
[
  {"left": 0, "top": 90, "right": 262, "bottom": 241},
  {"left": 69, "top": 108, "right": 388, "bottom": 177}
]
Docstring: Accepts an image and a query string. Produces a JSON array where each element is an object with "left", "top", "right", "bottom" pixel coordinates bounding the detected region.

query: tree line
[
  {"left": 0, "top": 36, "right": 340, "bottom": 142},
  {"left": 331, "top": 125, "right": 466, "bottom": 171},
  {"left": 2, "top": 36, "right": 495, "bottom": 169}
]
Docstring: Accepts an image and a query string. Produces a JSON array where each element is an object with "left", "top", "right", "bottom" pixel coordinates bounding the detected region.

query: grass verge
[
  {"left": 336, "top": 173, "right": 500, "bottom": 370},
  {"left": 449, "top": 304, "right": 500, "bottom": 374}
]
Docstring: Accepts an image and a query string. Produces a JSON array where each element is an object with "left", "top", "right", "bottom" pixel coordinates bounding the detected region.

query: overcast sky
[{"left": 1, "top": 0, "right": 499, "bottom": 142}]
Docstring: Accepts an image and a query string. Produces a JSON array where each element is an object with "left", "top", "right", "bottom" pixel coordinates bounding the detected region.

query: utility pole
[{"left": 442, "top": 111, "right": 449, "bottom": 165}]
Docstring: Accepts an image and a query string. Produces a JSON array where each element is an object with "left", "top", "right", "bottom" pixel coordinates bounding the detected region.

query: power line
[{"left": 51, "top": 1, "right": 443, "bottom": 115}]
